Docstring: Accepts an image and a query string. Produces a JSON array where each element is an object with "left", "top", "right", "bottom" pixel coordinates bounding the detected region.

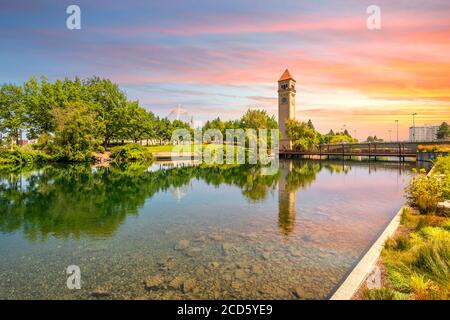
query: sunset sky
[{"left": 1, "top": 0, "right": 449, "bottom": 140}]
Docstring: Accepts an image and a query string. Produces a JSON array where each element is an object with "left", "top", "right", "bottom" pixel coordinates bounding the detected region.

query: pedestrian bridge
[{"left": 280, "top": 141, "right": 449, "bottom": 161}]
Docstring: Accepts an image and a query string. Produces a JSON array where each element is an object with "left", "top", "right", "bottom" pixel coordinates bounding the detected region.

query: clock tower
[{"left": 278, "top": 69, "right": 296, "bottom": 150}]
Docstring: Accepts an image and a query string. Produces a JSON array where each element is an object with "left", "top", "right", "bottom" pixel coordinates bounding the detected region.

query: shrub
[
  {"left": 433, "top": 155, "right": 450, "bottom": 175},
  {"left": 417, "top": 145, "right": 450, "bottom": 153},
  {"left": 43, "top": 143, "right": 93, "bottom": 162},
  {"left": 415, "top": 218, "right": 427, "bottom": 231},
  {"left": 441, "top": 220, "right": 450, "bottom": 231},
  {"left": 0, "top": 148, "right": 50, "bottom": 164},
  {"left": 361, "top": 288, "right": 408, "bottom": 300},
  {"left": 384, "top": 235, "right": 410, "bottom": 251},
  {"left": 110, "top": 143, "right": 154, "bottom": 164},
  {"left": 96, "top": 145, "right": 105, "bottom": 153},
  {"left": 396, "top": 236, "right": 411, "bottom": 251},
  {"left": 409, "top": 274, "right": 437, "bottom": 300},
  {"left": 412, "top": 237, "right": 450, "bottom": 285},
  {"left": 405, "top": 174, "right": 443, "bottom": 214}
]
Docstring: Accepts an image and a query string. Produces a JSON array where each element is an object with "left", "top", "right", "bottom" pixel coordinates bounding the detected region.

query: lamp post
[
  {"left": 412, "top": 113, "right": 417, "bottom": 142},
  {"left": 395, "top": 120, "right": 399, "bottom": 142},
  {"left": 388, "top": 130, "right": 392, "bottom": 142}
]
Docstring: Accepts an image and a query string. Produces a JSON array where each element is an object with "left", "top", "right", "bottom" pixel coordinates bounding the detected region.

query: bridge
[{"left": 280, "top": 141, "right": 450, "bottom": 161}]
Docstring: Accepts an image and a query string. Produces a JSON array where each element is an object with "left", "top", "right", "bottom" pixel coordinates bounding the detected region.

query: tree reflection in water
[
  {"left": 0, "top": 160, "right": 392, "bottom": 240},
  {"left": 0, "top": 163, "right": 281, "bottom": 240}
]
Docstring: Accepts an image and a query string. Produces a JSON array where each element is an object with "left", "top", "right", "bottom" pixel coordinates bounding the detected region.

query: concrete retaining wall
[{"left": 330, "top": 206, "right": 404, "bottom": 300}]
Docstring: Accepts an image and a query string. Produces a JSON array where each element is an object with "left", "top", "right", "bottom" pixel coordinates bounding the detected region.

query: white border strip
[{"left": 330, "top": 206, "right": 404, "bottom": 300}]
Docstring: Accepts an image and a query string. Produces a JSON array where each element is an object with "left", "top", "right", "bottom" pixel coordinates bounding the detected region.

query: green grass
[
  {"left": 145, "top": 144, "right": 250, "bottom": 154},
  {"left": 364, "top": 207, "right": 450, "bottom": 300},
  {"left": 361, "top": 288, "right": 410, "bottom": 300}
]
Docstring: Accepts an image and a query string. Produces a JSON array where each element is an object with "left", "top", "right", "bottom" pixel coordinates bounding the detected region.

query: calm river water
[{"left": 0, "top": 159, "right": 420, "bottom": 299}]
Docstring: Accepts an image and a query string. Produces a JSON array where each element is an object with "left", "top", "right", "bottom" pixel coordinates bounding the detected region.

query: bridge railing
[{"left": 282, "top": 141, "right": 450, "bottom": 156}]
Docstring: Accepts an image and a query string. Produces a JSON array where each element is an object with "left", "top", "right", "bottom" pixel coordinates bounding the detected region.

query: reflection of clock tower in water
[
  {"left": 278, "top": 160, "right": 296, "bottom": 235},
  {"left": 278, "top": 69, "right": 296, "bottom": 150}
]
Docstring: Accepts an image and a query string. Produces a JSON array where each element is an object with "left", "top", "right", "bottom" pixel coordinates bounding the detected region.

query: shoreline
[
  {"left": 331, "top": 159, "right": 448, "bottom": 300},
  {"left": 329, "top": 206, "right": 405, "bottom": 300}
]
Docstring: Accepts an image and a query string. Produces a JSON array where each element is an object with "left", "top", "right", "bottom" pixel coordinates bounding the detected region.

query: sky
[{"left": 0, "top": 0, "right": 449, "bottom": 140}]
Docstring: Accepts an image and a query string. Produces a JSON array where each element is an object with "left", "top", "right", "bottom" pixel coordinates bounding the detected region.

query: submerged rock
[
  {"left": 158, "top": 256, "right": 176, "bottom": 271},
  {"left": 182, "top": 279, "right": 196, "bottom": 293},
  {"left": 174, "top": 239, "right": 190, "bottom": 250},
  {"left": 185, "top": 247, "right": 202, "bottom": 257},
  {"left": 234, "top": 269, "right": 246, "bottom": 279},
  {"left": 251, "top": 264, "right": 263, "bottom": 274},
  {"left": 261, "top": 252, "right": 270, "bottom": 260},
  {"left": 221, "top": 243, "right": 233, "bottom": 256},
  {"left": 231, "top": 281, "right": 241, "bottom": 290},
  {"left": 91, "top": 286, "right": 111, "bottom": 298},
  {"left": 193, "top": 235, "right": 207, "bottom": 243},
  {"left": 168, "top": 275, "right": 185, "bottom": 290},
  {"left": 209, "top": 234, "right": 224, "bottom": 241},
  {"left": 144, "top": 275, "right": 164, "bottom": 290},
  {"left": 292, "top": 286, "right": 306, "bottom": 299}
]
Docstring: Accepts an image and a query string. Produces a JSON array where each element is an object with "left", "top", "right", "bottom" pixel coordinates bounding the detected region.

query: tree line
[
  {"left": 0, "top": 76, "right": 190, "bottom": 160},
  {"left": 285, "top": 118, "right": 357, "bottom": 151},
  {"left": 0, "top": 75, "right": 365, "bottom": 160}
]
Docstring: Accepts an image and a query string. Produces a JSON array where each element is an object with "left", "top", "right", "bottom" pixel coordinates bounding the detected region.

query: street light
[
  {"left": 395, "top": 120, "right": 399, "bottom": 142},
  {"left": 412, "top": 113, "right": 417, "bottom": 142},
  {"left": 388, "top": 130, "right": 392, "bottom": 142}
]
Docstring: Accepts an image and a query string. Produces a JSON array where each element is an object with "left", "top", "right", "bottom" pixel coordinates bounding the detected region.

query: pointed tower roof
[{"left": 278, "top": 69, "right": 295, "bottom": 82}]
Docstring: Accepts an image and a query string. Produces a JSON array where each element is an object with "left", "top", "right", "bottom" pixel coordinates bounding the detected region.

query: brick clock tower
[{"left": 278, "top": 69, "right": 296, "bottom": 150}]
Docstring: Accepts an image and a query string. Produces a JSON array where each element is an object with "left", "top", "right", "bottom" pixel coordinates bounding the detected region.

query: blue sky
[{"left": 1, "top": 0, "right": 449, "bottom": 139}]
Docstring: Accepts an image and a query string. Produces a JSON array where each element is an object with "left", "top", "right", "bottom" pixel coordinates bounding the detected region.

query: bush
[
  {"left": 43, "top": 143, "right": 93, "bottom": 162},
  {"left": 405, "top": 174, "right": 443, "bottom": 214},
  {"left": 96, "top": 145, "right": 105, "bottom": 153},
  {"left": 417, "top": 145, "right": 450, "bottom": 153},
  {"left": 384, "top": 235, "right": 410, "bottom": 251},
  {"left": 412, "top": 237, "right": 450, "bottom": 285},
  {"left": 383, "top": 224, "right": 450, "bottom": 299},
  {"left": 361, "top": 288, "right": 408, "bottom": 300},
  {"left": 110, "top": 143, "right": 154, "bottom": 164},
  {"left": 409, "top": 274, "right": 437, "bottom": 300},
  {"left": 433, "top": 155, "right": 450, "bottom": 175},
  {"left": 0, "top": 148, "right": 50, "bottom": 164}
]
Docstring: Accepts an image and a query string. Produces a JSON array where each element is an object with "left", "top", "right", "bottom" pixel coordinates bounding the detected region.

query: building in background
[{"left": 409, "top": 124, "right": 439, "bottom": 142}]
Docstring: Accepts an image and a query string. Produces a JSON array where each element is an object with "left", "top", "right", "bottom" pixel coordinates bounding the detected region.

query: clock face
[{"left": 281, "top": 97, "right": 288, "bottom": 104}]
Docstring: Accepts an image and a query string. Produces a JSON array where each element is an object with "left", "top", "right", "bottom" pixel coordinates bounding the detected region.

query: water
[{"left": 0, "top": 159, "right": 417, "bottom": 299}]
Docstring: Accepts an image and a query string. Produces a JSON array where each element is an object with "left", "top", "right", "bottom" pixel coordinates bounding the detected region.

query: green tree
[
  {"left": 285, "top": 119, "right": 320, "bottom": 151},
  {"left": 367, "top": 135, "right": 383, "bottom": 143},
  {"left": 0, "top": 84, "right": 26, "bottom": 149},
  {"left": 204, "top": 117, "right": 226, "bottom": 136},
  {"left": 46, "top": 101, "right": 99, "bottom": 161},
  {"left": 240, "top": 109, "right": 278, "bottom": 130},
  {"left": 154, "top": 117, "right": 172, "bottom": 144},
  {"left": 84, "top": 77, "right": 128, "bottom": 147},
  {"left": 23, "top": 76, "right": 58, "bottom": 138},
  {"left": 437, "top": 122, "right": 450, "bottom": 140},
  {"left": 119, "top": 102, "right": 155, "bottom": 144}
]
